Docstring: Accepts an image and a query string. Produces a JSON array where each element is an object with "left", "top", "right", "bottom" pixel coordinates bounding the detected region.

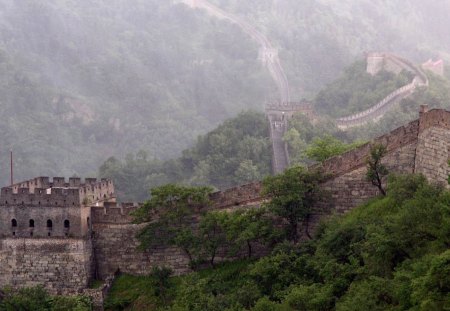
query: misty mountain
[{"left": 0, "top": 0, "right": 449, "bottom": 184}]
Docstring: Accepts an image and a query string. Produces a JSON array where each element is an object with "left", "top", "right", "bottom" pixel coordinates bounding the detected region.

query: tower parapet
[{"left": 0, "top": 177, "right": 115, "bottom": 239}]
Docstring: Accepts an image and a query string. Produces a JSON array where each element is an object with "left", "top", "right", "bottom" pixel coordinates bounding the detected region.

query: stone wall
[
  {"left": 415, "top": 109, "right": 450, "bottom": 186},
  {"left": 2, "top": 108, "right": 450, "bottom": 300},
  {"left": 318, "top": 143, "right": 417, "bottom": 214},
  {"left": 0, "top": 238, "right": 93, "bottom": 295},
  {"left": 92, "top": 223, "right": 190, "bottom": 279}
]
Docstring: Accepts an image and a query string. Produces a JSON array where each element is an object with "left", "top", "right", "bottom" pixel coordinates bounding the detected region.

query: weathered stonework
[
  {"left": 1, "top": 108, "right": 450, "bottom": 307},
  {"left": 0, "top": 238, "right": 93, "bottom": 295}
]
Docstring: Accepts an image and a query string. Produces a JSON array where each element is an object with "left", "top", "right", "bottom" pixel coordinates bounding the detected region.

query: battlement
[
  {"left": 210, "top": 182, "right": 263, "bottom": 209},
  {"left": 320, "top": 119, "right": 420, "bottom": 177},
  {"left": 0, "top": 187, "right": 81, "bottom": 207},
  {"left": 265, "top": 102, "right": 312, "bottom": 113},
  {"left": 7, "top": 177, "right": 115, "bottom": 206},
  {"left": 418, "top": 108, "right": 450, "bottom": 132},
  {"left": 91, "top": 203, "right": 140, "bottom": 224},
  {"left": 422, "top": 59, "right": 444, "bottom": 77}
]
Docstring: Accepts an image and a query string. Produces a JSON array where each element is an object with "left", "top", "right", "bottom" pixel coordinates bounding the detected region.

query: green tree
[
  {"left": 262, "top": 166, "right": 324, "bottom": 242},
  {"left": 224, "top": 207, "right": 277, "bottom": 258},
  {"left": 305, "top": 135, "right": 361, "bottom": 162},
  {"left": 234, "top": 160, "right": 261, "bottom": 184},
  {"left": 366, "top": 144, "right": 388, "bottom": 196},
  {"left": 198, "top": 211, "right": 228, "bottom": 268},
  {"left": 133, "top": 184, "right": 213, "bottom": 263}
]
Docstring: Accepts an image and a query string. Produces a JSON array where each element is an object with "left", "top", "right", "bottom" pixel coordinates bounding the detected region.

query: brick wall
[
  {"left": 92, "top": 223, "right": 190, "bottom": 278},
  {"left": 2, "top": 108, "right": 450, "bottom": 296},
  {"left": 0, "top": 238, "right": 93, "bottom": 295},
  {"left": 415, "top": 109, "right": 450, "bottom": 186}
]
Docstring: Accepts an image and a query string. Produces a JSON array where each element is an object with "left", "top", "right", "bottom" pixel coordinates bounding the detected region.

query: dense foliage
[
  {"left": 0, "top": 0, "right": 272, "bottom": 184},
  {"left": 210, "top": 0, "right": 450, "bottom": 98},
  {"left": 133, "top": 184, "right": 213, "bottom": 265},
  {"left": 1, "top": 0, "right": 450, "bottom": 184},
  {"left": 344, "top": 71, "right": 450, "bottom": 142},
  {"left": 314, "top": 60, "right": 414, "bottom": 117},
  {"left": 99, "top": 111, "right": 272, "bottom": 201},
  {"left": 0, "top": 286, "right": 91, "bottom": 311},
  {"left": 133, "top": 182, "right": 279, "bottom": 269},
  {"left": 106, "top": 174, "right": 450, "bottom": 310},
  {"left": 283, "top": 113, "right": 358, "bottom": 165},
  {"left": 262, "top": 166, "right": 324, "bottom": 242}
]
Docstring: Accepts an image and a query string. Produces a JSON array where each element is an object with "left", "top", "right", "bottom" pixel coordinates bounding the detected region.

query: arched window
[
  {"left": 64, "top": 220, "right": 70, "bottom": 229},
  {"left": 11, "top": 219, "right": 17, "bottom": 227},
  {"left": 47, "top": 219, "right": 53, "bottom": 229},
  {"left": 29, "top": 219, "right": 34, "bottom": 228}
]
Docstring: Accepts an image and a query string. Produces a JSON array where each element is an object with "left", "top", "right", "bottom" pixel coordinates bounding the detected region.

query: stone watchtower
[{"left": 0, "top": 177, "right": 115, "bottom": 294}]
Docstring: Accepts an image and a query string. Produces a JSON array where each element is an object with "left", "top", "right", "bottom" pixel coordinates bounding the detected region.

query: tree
[
  {"left": 262, "top": 166, "right": 323, "bottom": 242},
  {"left": 224, "top": 207, "right": 277, "bottom": 258},
  {"left": 305, "top": 135, "right": 361, "bottom": 162},
  {"left": 198, "top": 211, "right": 228, "bottom": 268},
  {"left": 366, "top": 144, "right": 388, "bottom": 196},
  {"left": 234, "top": 160, "right": 261, "bottom": 184},
  {"left": 133, "top": 184, "right": 213, "bottom": 263}
]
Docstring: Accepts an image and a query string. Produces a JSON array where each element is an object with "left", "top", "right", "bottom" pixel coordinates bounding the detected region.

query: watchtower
[
  {"left": 0, "top": 177, "right": 115, "bottom": 238},
  {"left": 265, "top": 102, "right": 314, "bottom": 174}
]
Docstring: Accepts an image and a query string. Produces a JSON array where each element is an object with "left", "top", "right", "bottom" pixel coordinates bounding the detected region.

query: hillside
[
  {"left": 0, "top": 0, "right": 271, "bottom": 184},
  {"left": 99, "top": 111, "right": 271, "bottom": 201},
  {"left": 104, "top": 174, "right": 450, "bottom": 310},
  {"left": 1, "top": 1, "right": 450, "bottom": 185}
]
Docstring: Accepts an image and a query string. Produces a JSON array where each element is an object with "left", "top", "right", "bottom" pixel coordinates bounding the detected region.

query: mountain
[{"left": 0, "top": 0, "right": 449, "bottom": 184}]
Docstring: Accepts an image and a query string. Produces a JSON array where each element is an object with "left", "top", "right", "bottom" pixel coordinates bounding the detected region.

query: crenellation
[
  {"left": 69, "top": 177, "right": 81, "bottom": 187},
  {"left": 0, "top": 108, "right": 450, "bottom": 301}
]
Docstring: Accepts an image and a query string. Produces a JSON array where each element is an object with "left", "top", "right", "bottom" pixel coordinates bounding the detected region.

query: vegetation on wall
[{"left": 105, "top": 173, "right": 450, "bottom": 310}]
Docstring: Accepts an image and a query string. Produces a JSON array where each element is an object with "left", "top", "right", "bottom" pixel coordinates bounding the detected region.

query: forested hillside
[
  {"left": 208, "top": 0, "right": 450, "bottom": 98},
  {"left": 0, "top": 0, "right": 271, "bottom": 183},
  {"left": 1, "top": 0, "right": 450, "bottom": 185},
  {"left": 104, "top": 174, "right": 450, "bottom": 310},
  {"left": 99, "top": 111, "right": 271, "bottom": 201}
]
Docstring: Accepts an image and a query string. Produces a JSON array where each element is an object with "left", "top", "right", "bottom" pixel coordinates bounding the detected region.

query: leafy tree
[
  {"left": 106, "top": 174, "right": 450, "bottom": 310},
  {"left": 100, "top": 111, "right": 271, "bottom": 201},
  {"left": 149, "top": 267, "right": 173, "bottom": 305},
  {"left": 262, "top": 166, "right": 324, "bottom": 242},
  {"left": 366, "top": 143, "right": 388, "bottom": 196},
  {"left": 198, "top": 211, "right": 228, "bottom": 268},
  {"left": 133, "top": 184, "right": 213, "bottom": 263},
  {"left": 223, "top": 207, "right": 278, "bottom": 258},
  {"left": 305, "top": 135, "right": 362, "bottom": 162},
  {"left": 234, "top": 160, "right": 261, "bottom": 184}
]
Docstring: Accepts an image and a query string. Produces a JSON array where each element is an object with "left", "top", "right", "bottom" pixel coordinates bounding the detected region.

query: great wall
[
  {"left": 180, "top": 0, "right": 442, "bottom": 174},
  {"left": 1, "top": 106, "right": 450, "bottom": 309},
  {"left": 0, "top": 2, "right": 448, "bottom": 309}
]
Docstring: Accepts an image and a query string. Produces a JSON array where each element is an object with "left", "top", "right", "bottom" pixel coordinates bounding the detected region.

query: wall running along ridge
[{"left": 1, "top": 108, "right": 450, "bottom": 305}]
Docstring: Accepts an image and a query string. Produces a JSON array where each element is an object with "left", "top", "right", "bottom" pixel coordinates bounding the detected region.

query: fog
[{"left": 0, "top": 0, "right": 449, "bottom": 186}]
